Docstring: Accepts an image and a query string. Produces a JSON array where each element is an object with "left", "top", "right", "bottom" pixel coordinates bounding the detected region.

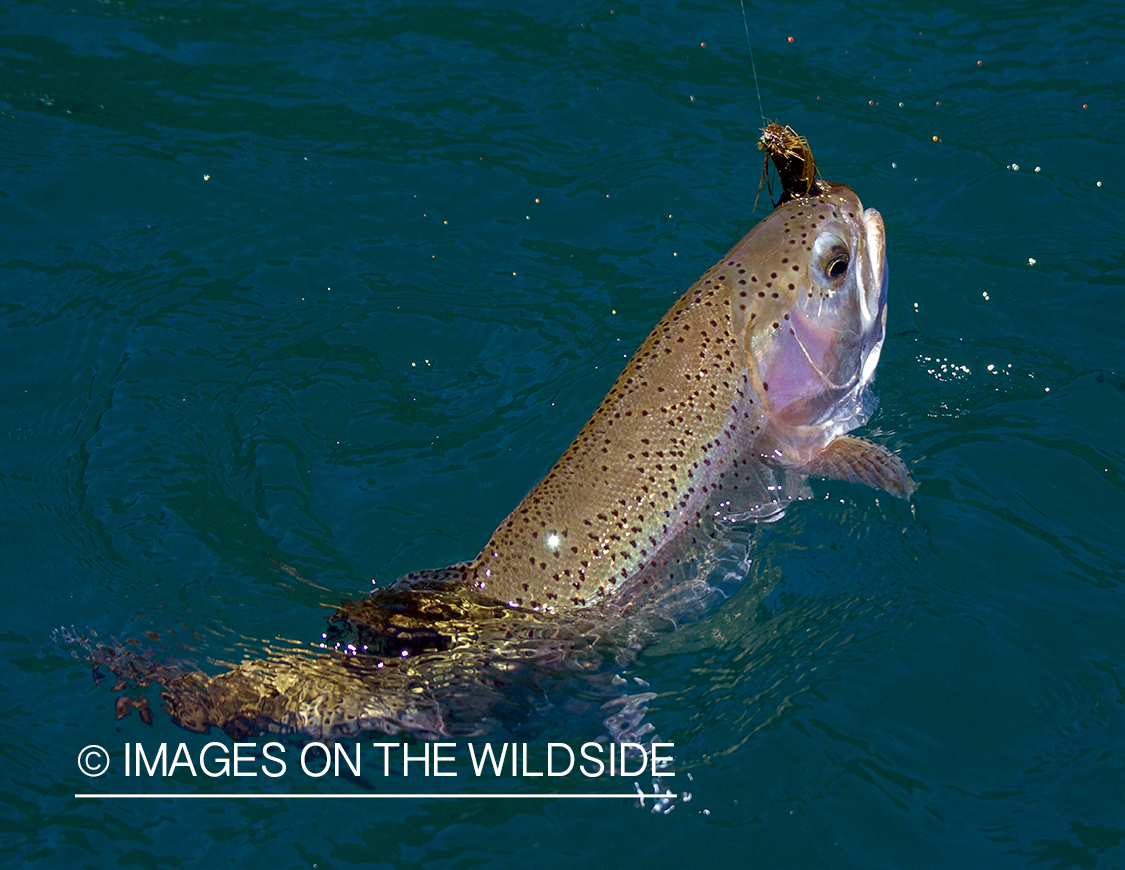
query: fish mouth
[{"left": 856, "top": 207, "right": 888, "bottom": 390}]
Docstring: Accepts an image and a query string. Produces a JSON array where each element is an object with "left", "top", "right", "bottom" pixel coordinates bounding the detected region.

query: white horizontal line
[{"left": 76, "top": 793, "right": 674, "bottom": 800}]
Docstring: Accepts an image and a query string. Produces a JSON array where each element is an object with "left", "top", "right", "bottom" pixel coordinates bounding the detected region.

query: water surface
[{"left": 2, "top": 0, "right": 1124, "bottom": 867}]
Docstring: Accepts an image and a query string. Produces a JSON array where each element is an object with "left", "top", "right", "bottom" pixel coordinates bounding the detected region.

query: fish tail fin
[
  {"left": 54, "top": 626, "right": 193, "bottom": 690},
  {"left": 62, "top": 625, "right": 456, "bottom": 741},
  {"left": 54, "top": 626, "right": 217, "bottom": 730}
]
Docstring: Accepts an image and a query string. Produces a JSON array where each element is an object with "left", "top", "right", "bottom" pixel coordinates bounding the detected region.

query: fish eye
[
  {"left": 826, "top": 255, "right": 849, "bottom": 279},
  {"left": 812, "top": 234, "right": 852, "bottom": 285}
]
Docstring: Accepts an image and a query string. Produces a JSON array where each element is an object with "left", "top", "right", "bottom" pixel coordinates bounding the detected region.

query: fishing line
[
  {"left": 739, "top": 0, "right": 766, "bottom": 129},
  {"left": 739, "top": 0, "right": 773, "bottom": 211}
]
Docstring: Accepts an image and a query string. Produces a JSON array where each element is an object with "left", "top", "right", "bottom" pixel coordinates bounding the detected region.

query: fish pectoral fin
[{"left": 798, "top": 435, "right": 917, "bottom": 499}]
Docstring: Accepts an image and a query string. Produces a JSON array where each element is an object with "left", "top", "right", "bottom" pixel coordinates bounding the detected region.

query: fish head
[{"left": 729, "top": 183, "right": 887, "bottom": 464}]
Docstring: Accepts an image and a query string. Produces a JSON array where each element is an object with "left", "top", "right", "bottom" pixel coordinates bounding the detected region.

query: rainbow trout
[
  {"left": 409, "top": 180, "right": 912, "bottom": 615},
  {"left": 79, "top": 174, "right": 912, "bottom": 741}
]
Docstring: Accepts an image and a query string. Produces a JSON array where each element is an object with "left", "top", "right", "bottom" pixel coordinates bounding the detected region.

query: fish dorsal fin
[
  {"left": 797, "top": 434, "right": 916, "bottom": 499},
  {"left": 389, "top": 563, "right": 472, "bottom": 593}
]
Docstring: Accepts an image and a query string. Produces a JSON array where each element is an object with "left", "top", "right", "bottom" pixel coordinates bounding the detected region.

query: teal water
[{"left": 3, "top": 0, "right": 1124, "bottom": 866}]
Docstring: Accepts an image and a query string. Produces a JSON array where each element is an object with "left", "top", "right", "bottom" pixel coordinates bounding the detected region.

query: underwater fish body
[{"left": 80, "top": 181, "right": 913, "bottom": 741}]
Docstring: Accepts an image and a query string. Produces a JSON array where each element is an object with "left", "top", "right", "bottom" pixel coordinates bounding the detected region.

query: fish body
[
  {"left": 402, "top": 182, "right": 908, "bottom": 616},
  {"left": 79, "top": 180, "right": 913, "bottom": 741}
]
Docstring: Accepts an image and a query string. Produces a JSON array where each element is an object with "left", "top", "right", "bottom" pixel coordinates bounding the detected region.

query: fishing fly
[
  {"left": 757, "top": 121, "right": 826, "bottom": 204},
  {"left": 738, "top": 1, "right": 825, "bottom": 208}
]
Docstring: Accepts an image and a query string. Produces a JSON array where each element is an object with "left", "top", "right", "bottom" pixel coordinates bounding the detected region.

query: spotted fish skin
[
  {"left": 76, "top": 183, "right": 910, "bottom": 742},
  {"left": 441, "top": 183, "right": 900, "bottom": 614}
]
